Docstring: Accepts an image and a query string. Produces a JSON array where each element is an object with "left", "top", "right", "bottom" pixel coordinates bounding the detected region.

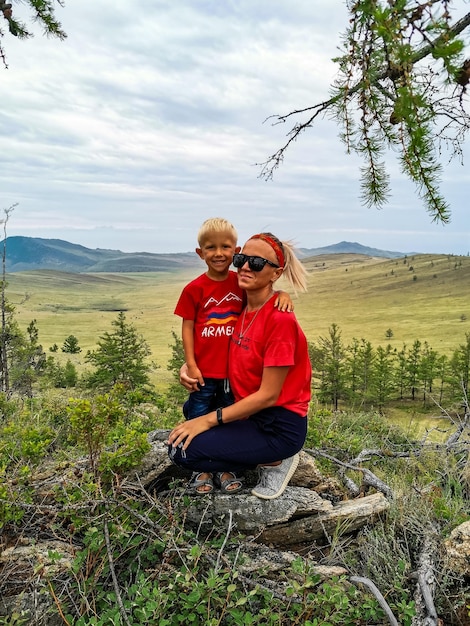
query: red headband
[{"left": 249, "top": 234, "right": 285, "bottom": 267}]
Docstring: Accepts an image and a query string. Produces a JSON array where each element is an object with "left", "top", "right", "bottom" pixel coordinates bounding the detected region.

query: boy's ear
[
  {"left": 196, "top": 247, "right": 204, "bottom": 260},
  {"left": 235, "top": 245, "right": 241, "bottom": 253}
]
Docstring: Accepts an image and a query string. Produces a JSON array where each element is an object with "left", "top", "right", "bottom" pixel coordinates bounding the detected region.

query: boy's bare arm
[{"left": 181, "top": 319, "right": 205, "bottom": 385}]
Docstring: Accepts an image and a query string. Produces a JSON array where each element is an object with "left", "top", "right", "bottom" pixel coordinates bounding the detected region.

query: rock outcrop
[{"left": 443, "top": 520, "right": 470, "bottom": 577}]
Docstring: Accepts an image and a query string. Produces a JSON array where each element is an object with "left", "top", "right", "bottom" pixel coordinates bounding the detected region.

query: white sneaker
[{"left": 251, "top": 454, "right": 299, "bottom": 500}]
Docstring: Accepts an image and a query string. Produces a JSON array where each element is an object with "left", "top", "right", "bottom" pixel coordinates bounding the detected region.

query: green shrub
[
  {"left": 0, "top": 421, "right": 55, "bottom": 463},
  {"left": 0, "top": 474, "right": 30, "bottom": 529},
  {"left": 99, "top": 424, "right": 151, "bottom": 481},
  {"left": 67, "top": 392, "right": 126, "bottom": 475}
]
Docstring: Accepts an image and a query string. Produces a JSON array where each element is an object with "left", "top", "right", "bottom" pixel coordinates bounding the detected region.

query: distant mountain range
[
  {"left": 0, "top": 237, "right": 408, "bottom": 273},
  {"left": 298, "top": 241, "right": 407, "bottom": 259},
  {"left": 1, "top": 237, "right": 198, "bottom": 273}
]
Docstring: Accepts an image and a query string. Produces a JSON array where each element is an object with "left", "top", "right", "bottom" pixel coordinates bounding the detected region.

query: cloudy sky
[{"left": 2, "top": 0, "right": 469, "bottom": 255}]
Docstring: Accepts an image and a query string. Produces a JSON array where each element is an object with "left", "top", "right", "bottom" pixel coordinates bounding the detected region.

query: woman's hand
[
  {"left": 180, "top": 363, "right": 200, "bottom": 392},
  {"left": 168, "top": 414, "right": 212, "bottom": 450}
]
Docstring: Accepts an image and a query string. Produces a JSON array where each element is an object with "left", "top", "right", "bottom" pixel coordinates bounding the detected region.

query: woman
[{"left": 168, "top": 232, "right": 311, "bottom": 500}]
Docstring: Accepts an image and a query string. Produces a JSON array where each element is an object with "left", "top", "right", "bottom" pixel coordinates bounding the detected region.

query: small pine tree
[
  {"left": 315, "top": 323, "right": 346, "bottom": 410},
  {"left": 167, "top": 331, "right": 185, "bottom": 380},
  {"left": 85, "top": 312, "right": 152, "bottom": 391},
  {"left": 43, "top": 357, "right": 78, "bottom": 388},
  {"left": 63, "top": 360, "right": 78, "bottom": 387},
  {"left": 62, "top": 335, "right": 81, "bottom": 354},
  {"left": 9, "top": 319, "right": 47, "bottom": 396},
  {"left": 370, "top": 344, "right": 396, "bottom": 409},
  {"left": 166, "top": 331, "right": 188, "bottom": 405}
]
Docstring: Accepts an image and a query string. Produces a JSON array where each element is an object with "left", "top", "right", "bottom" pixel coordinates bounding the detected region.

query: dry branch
[
  {"left": 103, "top": 514, "right": 132, "bottom": 626},
  {"left": 411, "top": 525, "right": 441, "bottom": 626},
  {"left": 350, "top": 576, "right": 399, "bottom": 626},
  {"left": 305, "top": 448, "right": 394, "bottom": 498}
]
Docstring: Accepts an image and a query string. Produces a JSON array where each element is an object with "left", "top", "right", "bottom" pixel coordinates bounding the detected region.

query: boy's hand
[
  {"left": 274, "top": 290, "right": 294, "bottom": 312},
  {"left": 187, "top": 364, "right": 205, "bottom": 387},
  {"left": 180, "top": 363, "right": 202, "bottom": 392}
]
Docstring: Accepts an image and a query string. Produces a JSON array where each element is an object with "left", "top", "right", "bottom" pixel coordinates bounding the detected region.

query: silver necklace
[{"left": 236, "top": 292, "right": 273, "bottom": 345}]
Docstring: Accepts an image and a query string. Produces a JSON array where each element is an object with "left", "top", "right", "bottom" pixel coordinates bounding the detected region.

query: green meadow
[
  {"left": 5, "top": 252, "right": 470, "bottom": 389},
  {"left": 295, "top": 252, "right": 470, "bottom": 355}
]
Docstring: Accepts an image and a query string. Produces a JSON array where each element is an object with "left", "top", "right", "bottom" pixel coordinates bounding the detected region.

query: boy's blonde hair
[{"left": 197, "top": 217, "right": 238, "bottom": 247}]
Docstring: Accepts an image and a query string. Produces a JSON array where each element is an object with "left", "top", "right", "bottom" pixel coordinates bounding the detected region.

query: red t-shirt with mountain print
[{"left": 174, "top": 271, "right": 245, "bottom": 379}]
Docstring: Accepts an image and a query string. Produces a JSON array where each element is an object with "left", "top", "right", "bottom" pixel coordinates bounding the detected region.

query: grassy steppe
[
  {"left": 296, "top": 252, "right": 470, "bottom": 355},
  {"left": 5, "top": 253, "right": 470, "bottom": 388}
]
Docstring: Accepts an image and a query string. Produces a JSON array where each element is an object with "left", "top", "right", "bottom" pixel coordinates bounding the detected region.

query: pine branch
[{"left": 259, "top": 9, "right": 470, "bottom": 222}]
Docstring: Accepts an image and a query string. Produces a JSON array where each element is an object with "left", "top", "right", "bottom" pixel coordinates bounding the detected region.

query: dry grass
[{"left": 295, "top": 253, "right": 470, "bottom": 355}]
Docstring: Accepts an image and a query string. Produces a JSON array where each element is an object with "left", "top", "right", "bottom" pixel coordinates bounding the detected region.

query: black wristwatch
[{"left": 216, "top": 407, "right": 224, "bottom": 426}]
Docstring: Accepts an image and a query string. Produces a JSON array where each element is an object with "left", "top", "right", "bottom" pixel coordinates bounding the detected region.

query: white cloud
[{"left": 0, "top": 0, "right": 468, "bottom": 255}]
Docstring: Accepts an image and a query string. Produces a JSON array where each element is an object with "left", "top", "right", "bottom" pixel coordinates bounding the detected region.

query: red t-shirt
[
  {"left": 174, "top": 271, "right": 245, "bottom": 378},
  {"left": 229, "top": 294, "right": 311, "bottom": 416}
]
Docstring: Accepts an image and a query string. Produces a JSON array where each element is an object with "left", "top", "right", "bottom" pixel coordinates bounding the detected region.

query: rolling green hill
[
  {"left": 1, "top": 237, "right": 200, "bottom": 273},
  {"left": 295, "top": 252, "right": 470, "bottom": 356},
  {"left": 5, "top": 252, "right": 469, "bottom": 389}
]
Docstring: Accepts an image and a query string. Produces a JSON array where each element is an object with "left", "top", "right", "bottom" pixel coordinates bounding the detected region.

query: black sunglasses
[{"left": 232, "top": 253, "right": 279, "bottom": 272}]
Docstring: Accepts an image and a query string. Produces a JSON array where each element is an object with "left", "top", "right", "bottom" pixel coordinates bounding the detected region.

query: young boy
[{"left": 174, "top": 217, "right": 292, "bottom": 420}]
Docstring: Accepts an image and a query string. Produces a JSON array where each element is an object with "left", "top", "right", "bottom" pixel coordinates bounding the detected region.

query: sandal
[
  {"left": 214, "top": 472, "right": 243, "bottom": 494},
  {"left": 188, "top": 472, "right": 214, "bottom": 495}
]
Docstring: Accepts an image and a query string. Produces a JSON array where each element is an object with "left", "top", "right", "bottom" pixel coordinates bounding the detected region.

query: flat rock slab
[{"left": 185, "top": 486, "right": 333, "bottom": 532}]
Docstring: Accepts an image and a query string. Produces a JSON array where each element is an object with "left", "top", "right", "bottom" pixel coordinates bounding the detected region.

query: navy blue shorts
[
  {"left": 169, "top": 406, "right": 307, "bottom": 473},
  {"left": 184, "top": 377, "right": 234, "bottom": 419}
]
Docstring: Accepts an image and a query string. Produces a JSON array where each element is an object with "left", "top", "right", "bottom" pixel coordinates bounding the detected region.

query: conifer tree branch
[{"left": 259, "top": 5, "right": 470, "bottom": 223}]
